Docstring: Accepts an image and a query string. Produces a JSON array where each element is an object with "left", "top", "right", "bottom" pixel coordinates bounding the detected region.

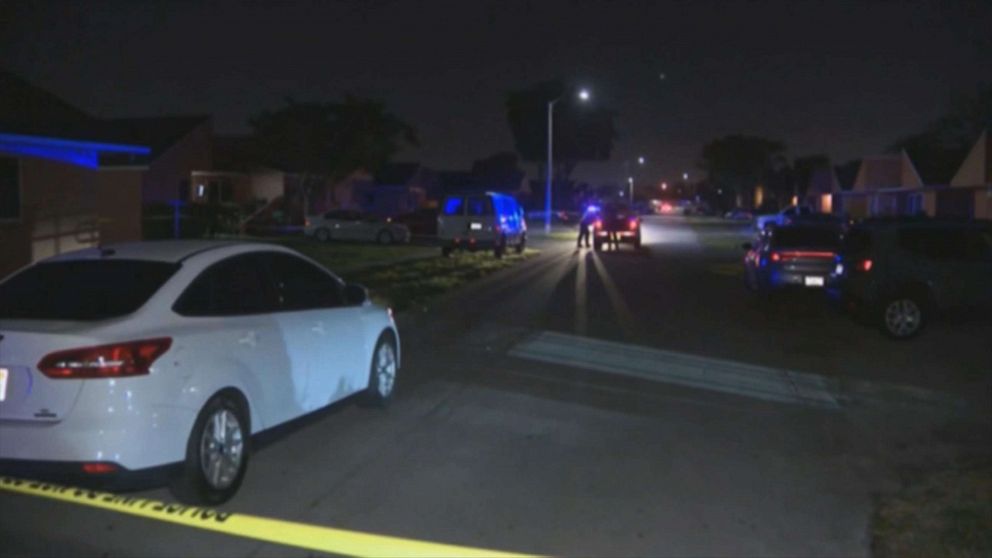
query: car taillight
[
  {"left": 770, "top": 252, "right": 781, "bottom": 262},
  {"left": 861, "top": 259, "right": 873, "bottom": 272},
  {"left": 82, "top": 462, "right": 119, "bottom": 475},
  {"left": 629, "top": 219, "right": 638, "bottom": 230},
  {"left": 594, "top": 220, "right": 602, "bottom": 230},
  {"left": 38, "top": 338, "right": 172, "bottom": 379},
  {"left": 304, "top": 219, "right": 311, "bottom": 227}
]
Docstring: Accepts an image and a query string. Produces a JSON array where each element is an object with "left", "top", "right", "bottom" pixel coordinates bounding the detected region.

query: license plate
[
  {"left": 804, "top": 276, "right": 825, "bottom": 287},
  {"left": 469, "top": 222, "right": 482, "bottom": 231},
  {"left": 0, "top": 368, "right": 7, "bottom": 402}
]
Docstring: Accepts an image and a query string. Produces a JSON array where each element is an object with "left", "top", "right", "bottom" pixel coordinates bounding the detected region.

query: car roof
[
  {"left": 854, "top": 218, "right": 991, "bottom": 230},
  {"left": 42, "top": 240, "right": 292, "bottom": 264}
]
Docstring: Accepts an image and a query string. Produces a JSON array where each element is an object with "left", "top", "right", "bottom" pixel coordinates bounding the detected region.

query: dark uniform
[{"left": 577, "top": 209, "right": 597, "bottom": 248}]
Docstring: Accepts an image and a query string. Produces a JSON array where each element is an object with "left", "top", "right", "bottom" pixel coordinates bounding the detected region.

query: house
[
  {"left": 366, "top": 163, "right": 437, "bottom": 216},
  {"left": 946, "top": 129, "right": 991, "bottom": 220},
  {"left": 804, "top": 167, "right": 841, "bottom": 214},
  {"left": 0, "top": 72, "right": 213, "bottom": 277},
  {"left": 833, "top": 151, "right": 927, "bottom": 218}
]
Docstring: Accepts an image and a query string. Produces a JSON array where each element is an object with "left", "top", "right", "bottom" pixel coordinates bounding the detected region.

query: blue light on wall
[{"left": 0, "top": 133, "right": 151, "bottom": 169}]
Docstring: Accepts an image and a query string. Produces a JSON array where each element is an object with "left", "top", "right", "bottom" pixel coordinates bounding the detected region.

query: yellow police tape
[{"left": 0, "top": 476, "right": 539, "bottom": 558}]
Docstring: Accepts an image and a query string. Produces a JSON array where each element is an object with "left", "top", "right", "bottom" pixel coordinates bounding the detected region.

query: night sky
[{"left": 3, "top": 0, "right": 991, "bottom": 186}]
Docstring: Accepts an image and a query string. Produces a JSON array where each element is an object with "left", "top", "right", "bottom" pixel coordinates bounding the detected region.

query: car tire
[
  {"left": 593, "top": 238, "right": 602, "bottom": 251},
  {"left": 515, "top": 235, "right": 526, "bottom": 254},
  {"left": 441, "top": 245, "right": 453, "bottom": 257},
  {"left": 362, "top": 333, "right": 398, "bottom": 407},
  {"left": 879, "top": 291, "right": 927, "bottom": 340},
  {"left": 376, "top": 230, "right": 394, "bottom": 245},
  {"left": 172, "top": 393, "right": 250, "bottom": 505},
  {"left": 315, "top": 228, "right": 331, "bottom": 242},
  {"left": 633, "top": 233, "right": 642, "bottom": 249}
]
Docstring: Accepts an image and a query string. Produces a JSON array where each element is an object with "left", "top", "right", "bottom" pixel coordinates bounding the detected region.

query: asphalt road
[{"left": 2, "top": 216, "right": 990, "bottom": 557}]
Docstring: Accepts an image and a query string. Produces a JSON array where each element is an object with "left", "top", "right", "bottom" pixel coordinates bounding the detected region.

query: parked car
[
  {"left": 305, "top": 210, "right": 410, "bottom": 244},
  {"left": 0, "top": 241, "right": 400, "bottom": 503},
  {"left": 438, "top": 192, "right": 527, "bottom": 258},
  {"left": 754, "top": 205, "right": 814, "bottom": 231},
  {"left": 389, "top": 207, "right": 438, "bottom": 237},
  {"left": 592, "top": 201, "right": 642, "bottom": 250},
  {"left": 789, "top": 212, "right": 846, "bottom": 228},
  {"left": 724, "top": 208, "right": 753, "bottom": 221},
  {"left": 743, "top": 224, "right": 842, "bottom": 293},
  {"left": 831, "top": 219, "right": 992, "bottom": 339}
]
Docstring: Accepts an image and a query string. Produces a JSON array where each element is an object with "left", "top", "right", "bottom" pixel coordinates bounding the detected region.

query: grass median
[
  {"left": 254, "top": 236, "right": 538, "bottom": 312},
  {"left": 872, "top": 461, "right": 992, "bottom": 558},
  {"left": 348, "top": 249, "right": 538, "bottom": 312}
]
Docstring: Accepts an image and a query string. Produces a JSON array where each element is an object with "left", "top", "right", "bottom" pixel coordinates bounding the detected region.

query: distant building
[
  {"left": 834, "top": 151, "right": 927, "bottom": 219},
  {"left": 0, "top": 71, "right": 213, "bottom": 277},
  {"left": 947, "top": 129, "right": 991, "bottom": 220},
  {"left": 367, "top": 163, "right": 437, "bottom": 216}
]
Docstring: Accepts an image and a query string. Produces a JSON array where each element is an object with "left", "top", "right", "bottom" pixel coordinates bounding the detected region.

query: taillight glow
[
  {"left": 82, "top": 462, "right": 119, "bottom": 475},
  {"left": 770, "top": 252, "right": 781, "bottom": 262},
  {"left": 594, "top": 220, "right": 602, "bottom": 230},
  {"left": 38, "top": 338, "right": 172, "bottom": 379},
  {"left": 628, "top": 219, "right": 638, "bottom": 230},
  {"left": 861, "top": 259, "right": 873, "bottom": 272},
  {"left": 777, "top": 251, "right": 836, "bottom": 259}
]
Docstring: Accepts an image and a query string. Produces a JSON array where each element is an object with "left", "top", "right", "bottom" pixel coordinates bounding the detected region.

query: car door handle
[{"left": 238, "top": 331, "right": 259, "bottom": 347}]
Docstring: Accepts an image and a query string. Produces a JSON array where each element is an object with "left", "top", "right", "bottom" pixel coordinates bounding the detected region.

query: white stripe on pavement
[{"left": 509, "top": 331, "right": 841, "bottom": 409}]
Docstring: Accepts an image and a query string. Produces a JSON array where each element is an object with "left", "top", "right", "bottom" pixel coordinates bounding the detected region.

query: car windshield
[
  {"left": 0, "top": 260, "right": 179, "bottom": 321},
  {"left": 772, "top": 227, "right": 840, "bottom": 249}
]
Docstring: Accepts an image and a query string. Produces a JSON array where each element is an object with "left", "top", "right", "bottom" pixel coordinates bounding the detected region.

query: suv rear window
[
  {"left": 842, "top": 228, "right": 872, "bottom": 254},
  {"left": 467, "top": 196, "right": 493, "bottom": 216},
  {"left": 442, "top": 196, "right": 463, "bottom": 215},
  {"left": 0, "top": 260, "right": 179, "bottom": 321},
  {"left": 899, "top": 227, "right": 992, "bottom": 261},
  {"left": 772, "top": 227, "right": 840, "bottom": 249}
]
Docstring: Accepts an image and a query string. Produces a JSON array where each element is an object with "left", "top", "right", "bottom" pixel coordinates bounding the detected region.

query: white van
[{"left": 437, "top": 192, "right": 527, "bottom": 258}]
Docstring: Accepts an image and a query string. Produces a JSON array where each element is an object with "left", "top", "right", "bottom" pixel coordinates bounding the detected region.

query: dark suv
[{"left": 832, "top": 219, "right": 992, "bottom": 339}]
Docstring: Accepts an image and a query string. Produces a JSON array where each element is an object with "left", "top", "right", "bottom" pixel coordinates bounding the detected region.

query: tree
[
  {"left": 505, "top": 80, "right": 617, "bottom": 206},
  {"left": 699, "top": 135, "right": 786, "bottom": 208},
  {"left": 792, "top": 154, "right": 831, "bottom": 198},
  {"left": 890, "top": 85, "right": 992, "bottom": 183},
  {"left": 470, "top": 151, "right": 525, "bottom": 191},
  {"left": 250, "top": 96, "right": 417, "bottom": 212}
]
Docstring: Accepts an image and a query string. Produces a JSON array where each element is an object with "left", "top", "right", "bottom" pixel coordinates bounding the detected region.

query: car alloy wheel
[
  {"left": 363, "top": 335, "right": 397, "bottom": 406},
  {"left": 884, "top": 298, "right": 922, "bottom": 338},
  {"left": 377, "top": 230, "right": 393, "bottom": 244},
  {"left": 374, "top": 342, "right": 397, "bottom": 398},
  {"left": 199, "top": 408, "right": 244, "bottom": 490}
]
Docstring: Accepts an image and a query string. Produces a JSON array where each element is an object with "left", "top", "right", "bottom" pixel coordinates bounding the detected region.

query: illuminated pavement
[{"left": 2, "top": 216, "right": 989, "bottom": 557}]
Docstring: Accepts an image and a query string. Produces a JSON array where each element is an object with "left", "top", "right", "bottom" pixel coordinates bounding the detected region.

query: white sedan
[
  {"left": 305, "top": 210, "right": 411, "bottom": 244},
  {"left": 0, "top": 241, "right": 399, "bottom": 503}
]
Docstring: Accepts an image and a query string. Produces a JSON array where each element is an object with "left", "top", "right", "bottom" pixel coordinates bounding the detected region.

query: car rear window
[
  {"left": 842, "top": 228, "right": 872, "bottom": 254},
  {"left": 772, "top": 227, "right": 840, "bottom": 249},
  {"left": 442, "top": 196, "right": 463, "bottom": 215},
  {"left": 899, "top": 227, "right": 992, "bottom": 261},
  {"left": 0, "top": 260, "right": 180, "bottom": 321},
  {"left": 467, "top": 196, "right": 493, "bottom": 216}
]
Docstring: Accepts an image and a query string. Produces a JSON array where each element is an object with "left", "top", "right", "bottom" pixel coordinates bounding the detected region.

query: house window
[{"left": 0, "top": 156, "right": 20, "bottom": 220}]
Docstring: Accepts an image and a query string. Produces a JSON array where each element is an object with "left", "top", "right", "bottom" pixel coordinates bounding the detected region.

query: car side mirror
[
  {"left": 742, "top": 242, "right": 753, "bottom": 251},
  {"left": 344, "top": 283, "right": 369, "bottom": 305}
]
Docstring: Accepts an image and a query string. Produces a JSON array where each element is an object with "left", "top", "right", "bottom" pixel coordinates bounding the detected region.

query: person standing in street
[{"left": 577, "top": 206, "right": 597, "bottom": 248}]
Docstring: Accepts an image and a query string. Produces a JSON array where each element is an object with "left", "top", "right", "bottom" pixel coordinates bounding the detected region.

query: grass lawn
[
  {"left": 349, "top": 249, "right": 539, "bottom": 312},
  {"left": 259, "top": 237, "right": 438, "bottom": 274},
  {"left": 872, "top": 462, "right": 992, "bottom": 558}
]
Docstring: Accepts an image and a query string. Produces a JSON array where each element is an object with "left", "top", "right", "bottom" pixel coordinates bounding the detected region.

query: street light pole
[
  {"left": 545, "top": 88, "right": 590, "bottom": 234},
  {"left": 545, "top": 98, "right": 558, "bottom": 234}
]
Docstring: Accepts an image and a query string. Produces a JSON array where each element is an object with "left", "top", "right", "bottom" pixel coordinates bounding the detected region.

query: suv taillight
[{"left": 38, "top": 338, "right": 172, "bottom": 379}]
